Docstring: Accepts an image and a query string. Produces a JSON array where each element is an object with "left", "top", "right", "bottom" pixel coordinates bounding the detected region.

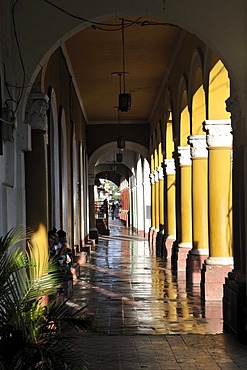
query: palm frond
[{"left": 0, "top": 224, "right": 91, "bottom": 370}]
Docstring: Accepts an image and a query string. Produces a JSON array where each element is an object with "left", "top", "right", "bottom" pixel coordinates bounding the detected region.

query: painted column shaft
[
  {"left": 25, "top": 93, "right": 49, "bottom": 232},
  {"left": 188, "top": 135, "right": 209, "bottom": 253},
  {"left": 181, "top": 165, "right": 192, "bottom": 242},
  {"left": 192, "top": 157, "right": 208, "bottom": 249},
  {"left": 26, "top": 131, "right": 48, "bottom": 232},
  {"left": 203, "top": 119, "right": 233, "bottom": 263},
  {"left": 150, "top": 174, "right": 156, "bottom": 228},
  {"left": 159, "top": 178, "right": 164, "bottom": 226},
  {"left": 164, "top": 159, "right": 176, "bottom": 238},
  {"left": 208, "top": 147, "right": 232, "bottom": 257},
  {"left": 177, "top": 146, "right": 192, "bottom": 245},
  {"left": 158, "top": 166, "right": 164, "bottom": 227},
  {"left": 155, "top": 171, "right": 160, "bottom": 229},
  {"left": 167, "top": 173, "right": 176, "bottom": 236}
]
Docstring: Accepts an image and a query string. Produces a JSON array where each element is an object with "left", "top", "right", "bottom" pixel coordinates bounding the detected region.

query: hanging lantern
[
  {"left": 118, "top": 93, "right": 131, "bottom": 112},
  {"left": 116, "top": 152, "right": 123, "bottom": 162},
  {"left": 117, "top": 136, "right": 125, "bottom": 149}
]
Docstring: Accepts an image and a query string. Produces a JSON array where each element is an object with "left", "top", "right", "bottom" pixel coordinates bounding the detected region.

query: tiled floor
[{"left": 68, "top": 220, "right": 247, "bottom": 369}]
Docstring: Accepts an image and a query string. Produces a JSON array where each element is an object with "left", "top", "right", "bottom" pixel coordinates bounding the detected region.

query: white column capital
[
  {"left": 153, "top": 170, "right": 159, "bottom": 182},
  {"left": 25, "top": 93, "right": 49, "bottom": 131},
  {"left": 157, "top": 166, "right": 164, "bottom": 180},
  {"left": 149, "top": 173, "right": 155, "bottom": 185},
  {"left": 203, "top": 120, "right": 232, "bottom": 147},
  {"left": 188, "top": 135, "right": 208, "bottom": 158},
  {"left": 164, "top": 158, "right": 175, "bottom": 175},
  {"left": 177, "top": 146, "right": 191, "bottom": 166}
]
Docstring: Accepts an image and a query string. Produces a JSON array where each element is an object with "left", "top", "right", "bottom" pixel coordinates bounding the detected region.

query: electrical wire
[
  {"left": 121, "top": 19, "right": 126, "bottom": 93},
  {"left": 1, "top": 0, "right": 175, "bottom": 126},
  {"left": 12, "top": 0, "right": 26, "bottom": 113},
  {"left": 0, "top": 0, "right": 27, "bottom": 124},
  {"left": 43, "top": 0, "right": 175, "bottom": 29}
]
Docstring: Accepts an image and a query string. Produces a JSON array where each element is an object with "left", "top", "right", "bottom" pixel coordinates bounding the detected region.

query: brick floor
[{"left": 67, "top": 220, "right": 247, "bottom": 369}]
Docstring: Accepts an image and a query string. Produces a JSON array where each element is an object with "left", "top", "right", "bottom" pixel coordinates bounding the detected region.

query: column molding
[
  {"left": 153, "top": 169, "right": 159, "bottom": 183},
  {"left": 203, "top": 119, "right": 232, "bottom": 148},
  {"left": 188, "top": 135, "right": 208, "bottom": 158},
  {"left": 149, "top": 173, "right": 155, "bottom": 185},
  {"left": 25, "top": 93, "right": 49, "bottom": 132},
  {"left": 164, "top": 158, "right": 175, "bottom": 174},
  {"left": 177, "top": 146, "right": 191, "bottom": 166},
  {"left": 157, "top": 166, "right": 164, "bottom": 180}
]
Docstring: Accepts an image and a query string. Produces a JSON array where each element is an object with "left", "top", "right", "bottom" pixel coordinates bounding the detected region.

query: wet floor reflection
[{"left": 71, "top": 221, "right": 223, "bottom": 335}]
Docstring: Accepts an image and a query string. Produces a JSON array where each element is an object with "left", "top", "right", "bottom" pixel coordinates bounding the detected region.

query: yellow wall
[
  {"left": 180, "top": 106, "right": 190, "bottom": 146},
  {"left": 166, "top": 120, "right": 174, "bottom": 158},
  {"left": 209, "top": 60, "right": 230, "bottom": 119},
  {"left": 192, "top": 68, "right": 206, "bottom": 135},
  {"left": 158, "top": 141, "right": 163, "bottom": 166}
]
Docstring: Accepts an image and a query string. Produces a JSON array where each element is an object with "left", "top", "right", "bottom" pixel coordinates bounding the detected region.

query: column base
[
  {"left": 156, "top": 230, "right": 165, "bottom": 257},
  {"left": 165, "top": 235, "right": 175, "bottom": 261},
  {"left": 186, "top": 250, "right": 208, "bottom": 285},
  {"left": 148, "top": 227, "right": 154, "bottom": 252},
  {"left": 176, "top": 243, "right": 192, "bottom": 272},
  {"left": 201, "top": 262, "right": 233, "bottom": 301},
  {"left": 89, "top": 228, "right": 99, "bottom": 243},
  {"left": 223, "top": 270, "right": 247, "bottom": 340},
  {"left": 148, "top": 227, "right": 158, "bottom": 255}
]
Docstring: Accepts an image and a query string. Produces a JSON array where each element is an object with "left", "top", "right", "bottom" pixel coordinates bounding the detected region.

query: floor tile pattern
[{"left": 68, "top": 220, "right": 247, "bottom": 369}]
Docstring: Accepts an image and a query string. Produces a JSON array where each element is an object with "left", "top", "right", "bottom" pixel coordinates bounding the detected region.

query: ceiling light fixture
[
  {"left": 112, "top": 19, "right": 131, "bottom": 113},
  {"left": 119, "top": 19, "right": 131, "bottom": 112}
]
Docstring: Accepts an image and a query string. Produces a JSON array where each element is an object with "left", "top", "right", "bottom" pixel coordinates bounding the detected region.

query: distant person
[
  {"left": 56, "top": 229, "right": 73, "bottom": 271},
  {"left": 111, "top": 202, "right": 116, "bottom": 220}
]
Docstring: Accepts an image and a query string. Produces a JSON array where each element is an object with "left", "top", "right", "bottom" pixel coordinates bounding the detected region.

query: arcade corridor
[
  {"left": 68, "top": 220, "right": 247, "bottom": 369},
  {"left": 2, "top": 0, "right": 247, "bottom": 354}
]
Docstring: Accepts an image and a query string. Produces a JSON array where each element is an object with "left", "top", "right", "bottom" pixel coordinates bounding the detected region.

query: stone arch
[
  {"left": 88, "top": 140, "right": 148, "bottom": 175},
  {"left": 17, "top": 2, "right": 243, "bottom": 123}
]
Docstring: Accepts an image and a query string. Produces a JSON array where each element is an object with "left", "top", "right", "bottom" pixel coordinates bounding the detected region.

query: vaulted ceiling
[
  {"left": 65, "top": 18, "right": 182, "bottom": 125},
  {"left": 64, "top": 18, "right": 183, "bottom": 184}
]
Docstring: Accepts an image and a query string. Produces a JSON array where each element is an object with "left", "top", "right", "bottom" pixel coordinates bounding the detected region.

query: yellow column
[
  {"left": 150, "top": 173, "right": 156, "bottom": 228},
  {"left": 158, "top": 167, "right": 164, "bottom": 228},
  {"left": 154, "top": 170, "right": 160, "bottom": 230},
  {"left": 164, "top": 159, "right": 176, "bottom": 238},
  {"left": 177, "top": 146, "right": 192, "bottom": 248},
  {"left": 204, "top": 120, "right": 233, "bottom": 265},
  {"left": 188, "top": 135, "right": 209, "bottom": 254},
  {"left": 25, "top": 93, "right": 49, "bottom": 232}
]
